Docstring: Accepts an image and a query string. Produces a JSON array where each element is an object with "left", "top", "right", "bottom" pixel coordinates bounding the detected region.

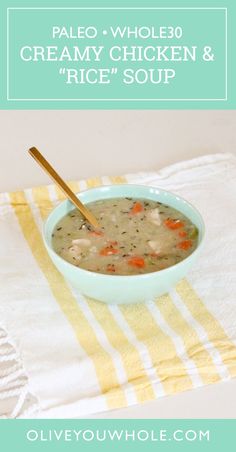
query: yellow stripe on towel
[
  {"left": 120, "top": 303, "right": 193, "bottom": 394},
  {"left": 31, "top": 186, "right": 55, "bottom": 218},
  {"left": 86, "top": 177, "right": 102, "bottom": 189},
  {"left": 10, "top": 190, "right": 127, "bottom": 409},
  {"left": 86, "top": 298, "right": 156, "bottom": 403},
  {"left": 109, "top": 176, "right": 127, "bottom": 184},
  {"left": 176, "top": 279, "right": 236, "bottom": 377},
  {"left": 157, "top": 294, "right": 221, "bottom": 384}
]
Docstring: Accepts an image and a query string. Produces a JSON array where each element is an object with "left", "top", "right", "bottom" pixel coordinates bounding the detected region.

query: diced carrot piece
[
  {"left": 89, "top": 230, "right": 104, "bottom": 237},
  {"left": 178, "top": 230, "right": 187, "bottom": 238},
  {"left": 107, "top": 240, "right": 118, "bottom": 246},
  {"left": 164, "top": 219, "right": 185, "bottom": 230},
  {"left": 99, "top": 247, "right": 120, "bottom": 256},
  {"left": 130, "top": 202, "right": 144, "bottom": 215},
  {"left": 177, "top": 239, "right": 193, "bottom": 250},
  {"left": 127, "top": 256, "right": 145, "bottom": 268}
]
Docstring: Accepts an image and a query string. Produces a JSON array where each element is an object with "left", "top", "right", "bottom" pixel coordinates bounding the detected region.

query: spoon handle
[{"left": 28, "top": 147, "right": 100, "bottom": 228}]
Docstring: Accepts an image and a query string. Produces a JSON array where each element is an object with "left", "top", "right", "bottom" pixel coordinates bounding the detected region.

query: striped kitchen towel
[{"left": 0, "top": 152, "right": 236, "bottom": 418}]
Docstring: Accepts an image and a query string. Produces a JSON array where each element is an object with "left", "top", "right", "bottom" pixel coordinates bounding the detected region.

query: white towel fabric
[{"left": 0, "top": 152, "right": 236, "bottom": 418}]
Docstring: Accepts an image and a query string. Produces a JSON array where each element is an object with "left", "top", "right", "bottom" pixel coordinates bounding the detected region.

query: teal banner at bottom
[{"left": 0, "top": 419, "right": 235, "bottom": 452}]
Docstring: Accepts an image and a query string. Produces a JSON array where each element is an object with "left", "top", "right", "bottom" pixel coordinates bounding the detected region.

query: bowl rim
[{"left": 43, "top": 183, "right": 205, "bottom": 280}]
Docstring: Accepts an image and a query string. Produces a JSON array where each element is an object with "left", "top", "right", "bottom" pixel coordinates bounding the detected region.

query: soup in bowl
[{"left": 43, "top": 184, "right": 204, "bottom": 304}]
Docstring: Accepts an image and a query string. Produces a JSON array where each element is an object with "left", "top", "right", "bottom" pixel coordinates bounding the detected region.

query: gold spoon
[{"left": 28, "top": 147, "right": 100, "bottom": 229}]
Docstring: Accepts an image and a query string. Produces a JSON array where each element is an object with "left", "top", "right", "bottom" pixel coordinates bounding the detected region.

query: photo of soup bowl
[{"left": 43, "top": 184, "right": 205, "bottom": 304}]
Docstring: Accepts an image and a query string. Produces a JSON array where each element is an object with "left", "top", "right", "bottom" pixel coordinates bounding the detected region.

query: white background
[
  {"left": 0, "top": 109, "right": 235, "bottom": 418},
  {"left": 0, "top": 110, "right": 235, "bottom": 191}
]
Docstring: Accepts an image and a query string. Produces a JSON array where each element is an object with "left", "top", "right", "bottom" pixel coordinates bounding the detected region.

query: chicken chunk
[
  {"left": 148, "top": 208, "right": 161, "bottom": 226},
  {"left": 72, "top": 238, "right": 91, "bottom": 247},
  {"left": 68, "top": 244, "right": 82, "bottom": 261},
  {"left": 148, "top": 240, "right": 162, "bottom": 254}
]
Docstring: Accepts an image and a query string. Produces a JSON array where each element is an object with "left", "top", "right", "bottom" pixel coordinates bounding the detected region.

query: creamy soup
[{"left": 52, "top": 198, "right": 198, "bottom": 275}]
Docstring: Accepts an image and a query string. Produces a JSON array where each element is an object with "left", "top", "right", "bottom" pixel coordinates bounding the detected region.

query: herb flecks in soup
[{"left": 52, "top": 198, "right": 198, "bottom": 275}]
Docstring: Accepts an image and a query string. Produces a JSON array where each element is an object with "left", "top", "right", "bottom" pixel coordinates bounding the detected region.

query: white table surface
[{"left": 1, "top": 110, "right": 236, "bottom": 418}]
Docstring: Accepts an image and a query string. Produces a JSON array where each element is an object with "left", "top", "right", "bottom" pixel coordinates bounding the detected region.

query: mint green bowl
[{"left": 43, "top": 184, "right": 204, "bottom": 304}]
